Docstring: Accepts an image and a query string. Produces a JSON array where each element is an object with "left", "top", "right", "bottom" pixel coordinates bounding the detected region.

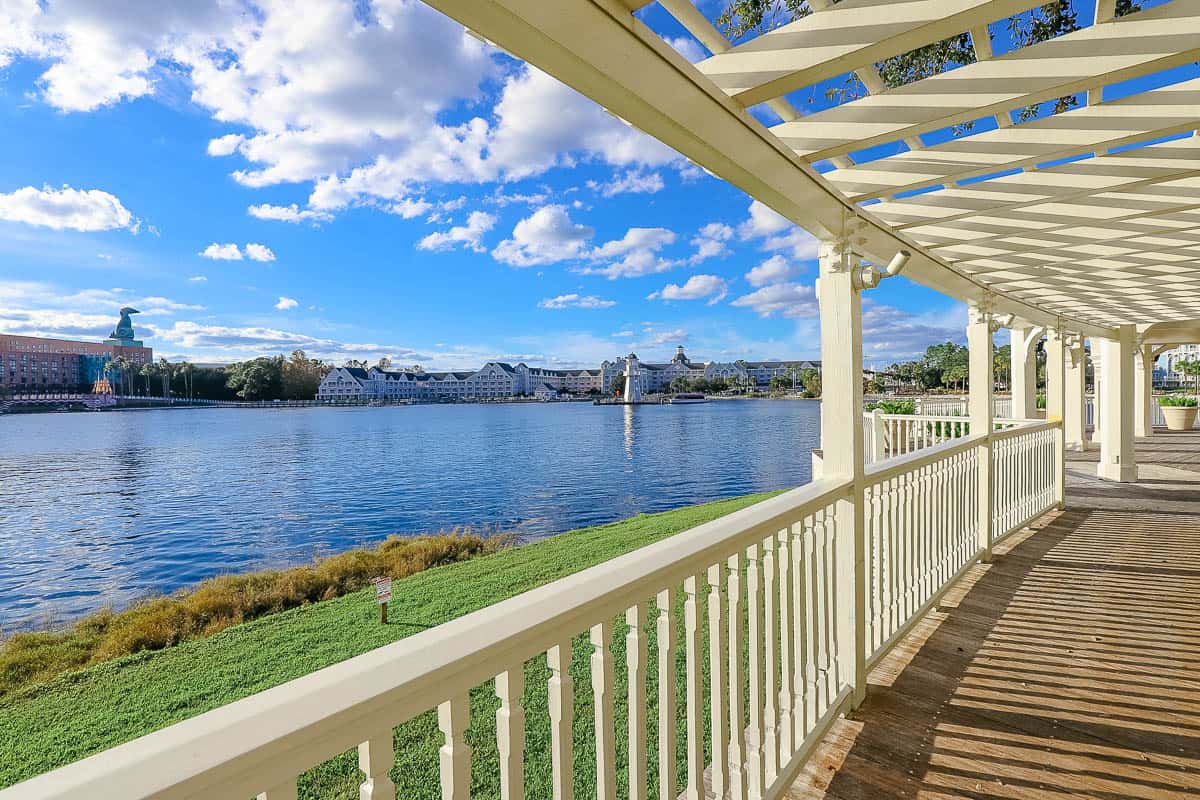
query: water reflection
[{"left": 0, "top": 400, "right": 821, "bottom": 629}]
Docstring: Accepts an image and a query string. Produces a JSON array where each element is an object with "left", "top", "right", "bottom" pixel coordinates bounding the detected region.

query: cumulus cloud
[
  {"left": 0, "top": 281, "right": 204, "bottom": 342},
  {"left": 0, "top": 184, "right": 137, "bottom": 232},
  {"left": 573, "top": 226, "right": 680, "bottom": 279},
  {"left": 665, "top": 36, "right": 707, "bottom": 64},
  {"left": 862, "top": 300, "right": 969, "bottom": 364},
  {"left": 689, "top": 222, "right": 733, "bottom": 264},
  {"left": 588, "top": 170, "right": 664, "bottom": 198},
  {"left": 737, "top": 200, "right": 819, "bottom": 261},
  {"left": 188, "top": 275, "right": 207, "bottom": 282},
  {"left": 275, "top": 296, "right": 299, "bottom": 311},
  {"left": 648, "top": 275, "right": 729, "bottom": 305},
  {"left": 207, "top": 133, "right": 244, "bottom": 157},
  {"left": 745, "top": 255, "right": 801, "bottom": 287},
  {"left": 248, "top": 203, "right": 333, "bottom": 225},
  {"left": 199, "top": 243, "right": 243, "bottom": 261},
  {"left": 199, "top": 242, "right": 274, "bottom": 261},
  {"left": 731, "top": 282, "right": 817, "bottom": 318},
  {"left": 492, "top": 205, "right": 594, "bottom": 267},
  {"left": 418, "top": 210, "right": 497, "bottom": 253},
  {"left": 538, "top": 293, "right": 617, "bottom": 310},
  {"left": 244, "top": 243, "right": 275, "bottom": 262}
]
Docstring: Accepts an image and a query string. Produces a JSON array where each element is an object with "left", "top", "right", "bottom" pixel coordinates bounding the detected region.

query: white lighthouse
[{"left": 623, "top": 353, "right": 642, "bottom": 404}]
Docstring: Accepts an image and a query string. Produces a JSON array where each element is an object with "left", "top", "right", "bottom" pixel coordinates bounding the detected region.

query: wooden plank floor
[{"left": 786, "top": 434, "right": 1200, "bottom": 799}]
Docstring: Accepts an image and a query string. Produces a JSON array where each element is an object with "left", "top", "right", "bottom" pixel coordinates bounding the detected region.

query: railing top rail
[
  {"left": 866, "top": 412, "right": 970, "bottom": 423},
  {"left": 990, "top": 418, "right": 1061, "bottom": 441},
  {"left": 3, "top": 476, "right": 853, "bottom": 800},
  {"left": 863, "top": 432, "right": 986, "bottom": 484}
]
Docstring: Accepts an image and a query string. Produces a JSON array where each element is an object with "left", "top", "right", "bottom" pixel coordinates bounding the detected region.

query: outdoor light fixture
[{"left": 885, "top": 249, "right": 912, "bottom": 277}]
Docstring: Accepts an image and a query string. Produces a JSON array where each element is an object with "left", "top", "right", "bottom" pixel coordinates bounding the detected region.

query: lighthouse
[{"left": 623, "top": 353, "right": 642, "bottom": 404}]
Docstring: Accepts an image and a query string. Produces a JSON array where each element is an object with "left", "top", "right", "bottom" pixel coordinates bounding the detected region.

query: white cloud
[
  {"left": 861, "top": 300, "right": 968, "bottom": 365},
  {"left": 248, "top": 203, "right": 333, "bottom": 225},
  {"left": 418, "top": 210, "right": 497, "bottom": 253},
  {"left": 746, "top": 255, "right": 801, "bottom": 287},
  {"left": 0, "top": 184, "right": 137, "bottom": 232},
  {"left": 612, "top": 330, "right": 635, "bottom": 338},
  {"left": 388, "top": 198, "right": 433, "bottom": 219},
  {"left": 538, "top": 293, "right": 616, "bottom": 310},
  {"left": 731, "top": 282, "right": 816, "bottom": 318},
  {"left": 199, "top": 242, "right": 275, "bottom": 261},
  {"left": 207, "top": 133, "right": 244, "bottom": 157},
  {"left": 275, "top": 296, "right": 299, "bottom": 311},
  {"left": 689, "top": 222, "right": 733, "bottom": 264},
  {"left": 588, "top": 170, "right": 664, "bottom": 198},
  {"left": 570, "top": 226, "right": 681, "bottom": 279},
  {"left": 198, "top": 243, "right": 243, "bottom": 261},
  {"left": 188, "top": 275, "right": 207, "bottom": 282},
  {"left": 492, "top": 205, "right": 594, "bottom": 267},
  {"left": 244, "top": 243, "right": 275, "bottom": 262},
  {"left": 736, "top": 200, "right": 819, "bottom": 260},
  {"left": 665, "top": 36, "right": 707, "bottom": 64},
  {"left": 648, "top": 274, "right": 728, "bottom": 305},
  {"left": 0, "top": 281, "right": 204, "bottom": 342}
]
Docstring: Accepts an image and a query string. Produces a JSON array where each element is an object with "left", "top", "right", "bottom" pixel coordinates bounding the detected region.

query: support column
[
  {"left": 1010, "top": 324, "right": 1040, "bottom": 420},
  {"left": 816, "top": 241, "right": 866, "bottom": 709},
  {"left": 967, "top": 304, "right": 994, "bottom": 561},
  {"left": 1098, "top": 326, "right": 1138, "bottom": 483},
  {"left": 1064, "top": 336, "right": 1088, "bottom": 451},
  {"left": 1090, "top": 339, "right": 1103, "bottom": 447},
  {"left": 1045, "top": 329, "right": 1067, "bottom": 509},
  {"left": 1134, "top": 341, "right": 1154, "bottom": 438}
]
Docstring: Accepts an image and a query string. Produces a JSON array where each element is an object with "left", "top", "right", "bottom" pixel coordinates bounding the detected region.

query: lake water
[{"left": 0, "top": 400, "right": 820, "bottom": 631}]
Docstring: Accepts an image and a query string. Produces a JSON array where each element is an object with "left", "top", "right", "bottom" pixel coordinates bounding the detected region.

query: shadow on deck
[{"left": 787, "top": 434, "right": 1200, "bottom": 799}]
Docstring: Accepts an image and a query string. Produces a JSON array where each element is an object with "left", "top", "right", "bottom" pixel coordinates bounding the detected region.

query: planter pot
[{"left": 1160, "top": 405, "right": 1198, "bottom": 432}]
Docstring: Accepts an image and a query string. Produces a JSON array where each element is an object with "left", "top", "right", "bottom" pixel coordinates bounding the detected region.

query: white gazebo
[{"left": 7, "top": 2, "right": 1200, "bottom": 799}]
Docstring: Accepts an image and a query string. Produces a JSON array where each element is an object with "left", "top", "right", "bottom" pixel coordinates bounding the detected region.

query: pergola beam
[
  {"left": 694, "top": 0, "right": 1043, "bottom": 108},
  {"left": 771, "top": 1, "right": 1200, "bottom": 163},
  {"left": 421, "top": 0, "right": 1115, "bottom": 340},
  {"left": 824, "top": 77, "right": 1200, "bottom": 201}
]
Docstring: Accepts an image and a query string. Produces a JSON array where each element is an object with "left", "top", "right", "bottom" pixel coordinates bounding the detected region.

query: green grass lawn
[{"left": 0, "top": 492, "right": 779, "bottom": 797}]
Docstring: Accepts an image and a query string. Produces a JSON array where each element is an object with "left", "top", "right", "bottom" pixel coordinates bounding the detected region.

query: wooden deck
[{"left": 787, "top": 431, "right": 1200, "bottom": 799}]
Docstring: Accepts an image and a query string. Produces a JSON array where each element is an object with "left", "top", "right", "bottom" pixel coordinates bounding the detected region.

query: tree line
[{"left": 96, "top": 350, "right": 336, "bottom": 402}]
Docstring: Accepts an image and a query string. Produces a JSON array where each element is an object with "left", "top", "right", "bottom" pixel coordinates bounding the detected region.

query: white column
[
  {"left": 816, "top": 240, "right": 866, "bottom": 709},
  {"left": 1134, "top": 342, "right": 1154, "bottom": 438},
  {"left": 1064, "top": 336, "right": 1088, "bottom": 451},
  {"left": 1045, "top": 329, "right": 1067, "bottom": 510},
  {"left": 967, "top": 304, "right": 994, "bottom": 561},
  {"left": 1090, "top": 339, "right": 1103, "bottom": 446},
  {"left": 1098, "top": 326, "right": 1138, "bottom": 483},
  {"left": 1010, "top": 324, "right": 1039, "bottom": 419}
]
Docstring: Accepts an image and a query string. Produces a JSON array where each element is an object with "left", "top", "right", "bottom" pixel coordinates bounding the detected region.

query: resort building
[
  {"left": 319, "top": 361, "right": 603, "bottom": 402},
  {"left": 1157, "top": 344, "right": 1200, "bottom": 386},
  {"left": 0, "top": 308, "right": 152, "bottom": 393},
  {"left": 602, "top": 346, "right": 820, "bottom": 394}
]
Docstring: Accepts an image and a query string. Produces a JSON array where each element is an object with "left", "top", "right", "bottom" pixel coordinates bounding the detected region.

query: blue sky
[{"left": 0, "top": 0, "right": 1039, "bottom": 371}]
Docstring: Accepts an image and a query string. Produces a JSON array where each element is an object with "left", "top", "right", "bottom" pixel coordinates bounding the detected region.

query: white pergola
[{"left": 430, "top": 0, "right": 1200, "bottom": 483}]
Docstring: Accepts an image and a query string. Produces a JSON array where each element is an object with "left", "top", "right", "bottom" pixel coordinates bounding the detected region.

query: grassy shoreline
[{"left": 0, "top": 491, "right": 778, "bottom": 794}]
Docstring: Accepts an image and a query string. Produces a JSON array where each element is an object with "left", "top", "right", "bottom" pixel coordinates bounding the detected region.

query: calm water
[{"left": 0, "top": 400, "right": 820, "bottom": 631}]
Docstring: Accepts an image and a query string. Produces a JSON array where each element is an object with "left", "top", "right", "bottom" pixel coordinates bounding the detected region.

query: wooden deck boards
[{"left": 786, "top": 436, "right": 1200, "bottom": 799}]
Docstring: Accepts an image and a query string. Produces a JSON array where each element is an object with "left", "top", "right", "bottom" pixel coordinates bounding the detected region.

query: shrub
[
  {"left": 1159, "top": 395, "right": 1198, "bottom": 407},
  {"left": 0, "top": 530, "right": 513, "bottom": 698},
  {"left": 866, "top": 399, "right": 917, "bottom": 415}
]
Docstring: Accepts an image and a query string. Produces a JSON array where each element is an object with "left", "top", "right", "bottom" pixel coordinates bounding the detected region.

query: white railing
[
  {"left": 863, "top": 412, "right": 1026, "bottom": 464},
  {"left": 910, "top": 396, "right": 1013, "bottom": 418},
  {"left": 4, "top": 421, "right": 1062, "bottom": 800}
]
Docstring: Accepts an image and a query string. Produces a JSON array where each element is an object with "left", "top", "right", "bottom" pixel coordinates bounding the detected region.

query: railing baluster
[
  {"left": 707, "top": 564, "right": 729, "bottom": 800},
  {"left": 683, "top": 576, "right": 704, "bottom": 800},
  {"left": 656, "top": 589, "right": 677, "bottom": 800},
  {"left": 776, "top": 528, "right": 794, "bottom": 762},
  {"left": 591, "top": 622, "right": 617, "bottom": 800},
  {"left": 746, "top": 542, "right": 765, "bottom": 799},
  {"left": 790, "top": 522, "right": 807, "bottom": 746},
  {"left": 439, "top": 695, "right": 472, "bottom": 800},
  {"left": 761, "top": 535, "right": 779, "bottom": 784},
  {"left": 359, "top": 731, "right": 397, "bottom": 800},
  {"left": 727, "top": 552, "right": 747, "bottom": 800},
  {"left": 258, "top": 781, "right": 298, "bottom": 800},
  {"left": 548, "top": 640, "right": 574, "bottom": 800},
  {"left": 626, "top": 604, "right": 648, "bottom": 800},
  {"left": 496, "top": 669, "right": 525, "bottom": 800}
]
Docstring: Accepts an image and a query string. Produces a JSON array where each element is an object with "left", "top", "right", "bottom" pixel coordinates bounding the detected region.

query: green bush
[
  {"left": 1159, "top": 395, "right": 1198, "bottom": 407},
  {"left": 866, "top": 399, "right": 916, "bottom": 414}
]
